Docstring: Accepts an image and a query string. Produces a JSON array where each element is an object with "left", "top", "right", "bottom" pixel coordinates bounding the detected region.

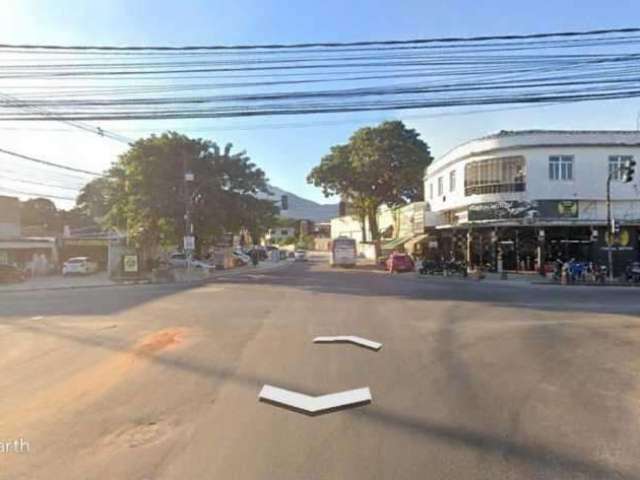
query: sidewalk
[
  {"left": 0, "top": 259, "right": 291, "bottom": 294},
  {"left": 413, "top": 270, "right": 553, "bottom": 288}
]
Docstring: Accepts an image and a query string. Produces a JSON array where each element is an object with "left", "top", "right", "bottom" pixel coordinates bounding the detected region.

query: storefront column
[
  {"left": 466, "top": 228, "right": 473, "bottom": 270},
  {"left": 491, "top": 228, "right": 498, "bottom": 271},
  {"left": 515, "top": 229, "right": 520, "bottom": 272}
]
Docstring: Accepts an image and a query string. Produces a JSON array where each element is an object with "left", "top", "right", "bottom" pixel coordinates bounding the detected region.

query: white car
[
  {"left": 168, "top": 252, "right": 215, "bottom": 271},
  {"left": 232, "top": 251, "right": 251, "bottom": 265},
  {"left": 62, "top": 257, "right": 99, "bottom": 276},
  {"left": 294, "top": 250, "right": 308, "bottom": 261}
]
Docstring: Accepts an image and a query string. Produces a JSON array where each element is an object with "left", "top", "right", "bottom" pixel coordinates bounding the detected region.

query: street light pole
[{"left": 184, "top": 169, "right": 195, "bottom": 271}]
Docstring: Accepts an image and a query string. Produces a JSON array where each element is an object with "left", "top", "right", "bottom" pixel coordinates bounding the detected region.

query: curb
[{"left": 0, "top": 261, "right": 291, "bottom": 294}]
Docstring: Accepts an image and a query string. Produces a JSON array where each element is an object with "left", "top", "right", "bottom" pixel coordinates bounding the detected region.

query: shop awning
[
  {"left": 381, "top": 236, "right": 412, "bottom": 251},
  {"left": 404, "top": 233, "right": 430, "bottom": 252}
]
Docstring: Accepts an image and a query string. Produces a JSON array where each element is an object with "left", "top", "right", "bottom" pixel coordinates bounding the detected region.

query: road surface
[{"left": 2, "top": 254, "right": 640, "bottom": 479}]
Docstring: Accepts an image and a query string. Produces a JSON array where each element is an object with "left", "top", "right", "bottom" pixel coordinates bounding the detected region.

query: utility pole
[
  {"left": 606, "top": 170, "right": 614, "bottom": 282},
  {"left": 184, "top": 166, "right": 195, "bottom": 272}
]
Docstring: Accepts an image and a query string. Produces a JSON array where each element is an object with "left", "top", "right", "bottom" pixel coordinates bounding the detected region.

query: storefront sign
[
  {"left": 468, "top": 201, "right": 537, "bottom": 221},
  {"left": 123, "top": 255, "right": 139, "bottom": 273},
  {"left": 536, "top": 200, "right": 578, "bottom": 218},
  {"left": 467, "top": 200, "right": 579, "bottom": 222}
]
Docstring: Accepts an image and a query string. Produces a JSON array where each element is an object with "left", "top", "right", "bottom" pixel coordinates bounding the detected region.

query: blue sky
[{"left": 2, "top": 0, "right": 640, "bottom": 207}]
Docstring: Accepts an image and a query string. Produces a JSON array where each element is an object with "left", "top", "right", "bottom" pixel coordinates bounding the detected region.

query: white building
[
  {"left": 264, "top": 226, "right": 296, "bottom": 244},
  {"left": 331, "top": 201, "right": 426, "bottom": 258},
  {"left": 423, "top": 130, "right": 640, "bottom": 273}
]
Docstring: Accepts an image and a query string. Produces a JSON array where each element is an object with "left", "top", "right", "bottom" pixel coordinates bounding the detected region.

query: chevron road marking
[
  {"left": 258, "top": 385, "right": 372, "bottom": 415},
  {"left": 313, "top": 335, "right": 382, "bottom": 351}
]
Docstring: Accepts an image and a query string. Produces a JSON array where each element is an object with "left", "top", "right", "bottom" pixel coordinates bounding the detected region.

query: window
[
  {"left": 549, "top": 155, "right": 573, "bottom": 181},
  {"left": 429, "top": 182, "right": 433, "bottom": 199},
  {"left": 609, "top": 155, "right": 633, "bottom": 181},
  {"left": 449, "top": 170, "right": 456, "bottom": 192},
  {"left": 437, "top": 177, "right": 443, "bottom": 196},
  {"left": 464, "top": 156, "right": 526, "bottom": 196},
  {"left": 281, "top": 229, "right": 289, "bottom": 235}
]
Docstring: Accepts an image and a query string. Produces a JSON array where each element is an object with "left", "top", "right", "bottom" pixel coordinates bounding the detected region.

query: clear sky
[{"left": 2, "top": 0, "right": 640, "bottom": 208}]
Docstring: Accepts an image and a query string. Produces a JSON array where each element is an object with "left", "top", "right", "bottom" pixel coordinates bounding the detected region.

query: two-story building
[{"left": 423, "top": 130, "right": 640, "bottom": 274}]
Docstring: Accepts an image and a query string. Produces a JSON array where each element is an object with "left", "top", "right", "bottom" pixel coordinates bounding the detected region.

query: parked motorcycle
[{"left": 625, "top": 261, "right": 640, "bottom": 283}]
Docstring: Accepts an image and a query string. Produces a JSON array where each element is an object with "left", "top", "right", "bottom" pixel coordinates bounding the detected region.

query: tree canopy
[
  {"left": 76, "top": 132, "right": 278, "bottom": 254},
  {"left": 307, "top": 121, "right": 432, "bottom": 241}
]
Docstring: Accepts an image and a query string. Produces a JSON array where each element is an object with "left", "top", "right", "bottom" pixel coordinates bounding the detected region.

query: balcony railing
[{"left": 464, "top": 182, "right": 526, "bottom": 196}]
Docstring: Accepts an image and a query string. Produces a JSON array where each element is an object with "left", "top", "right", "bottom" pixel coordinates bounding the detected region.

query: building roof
[
  {"left": 477, "top": 129, "right": 640, "bottom": 140},
  {"left": 427, "top": 129, "right": 640, "bottom": 176}
]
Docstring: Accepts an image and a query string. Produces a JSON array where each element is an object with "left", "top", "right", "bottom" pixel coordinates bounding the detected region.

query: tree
[
  {"left": 20, "top": 198, "right": 62, "bottom": 234},
  {"left": 75, "top": 177, "right": 116, "bottom": 221},
  {"left": 307, "top": 121, "right": 432, "bottom": 242},
  {"left": 78, "top": 132, "right": 276, "bottom": 256}
]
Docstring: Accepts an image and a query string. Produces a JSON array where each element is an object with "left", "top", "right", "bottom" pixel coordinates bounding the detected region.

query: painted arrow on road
[
  {"left": 313, "top": 336, "right": 382, "bottom": 351},
  {"left": 258, "top": 385, "right": 372, "bottom": 416}
]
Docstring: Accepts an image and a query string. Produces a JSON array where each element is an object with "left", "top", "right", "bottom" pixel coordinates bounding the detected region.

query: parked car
[
  {"left": 62, "top": 257, "right": 99, "bottom": 276},
  {"left": 386, "top": 253, "right": 415, "bottom": 273},
  {"left": 168, "top": 252, "right": 216, "bottom": 271},
  {"left": 168, "top": 252, "right": 188, "bottom": 268},
  {"left": 294, "top": 250, "right": 308, "bottom": 261},
  {"left": 0, "top": 264, "right": 26, "bottom": 283},
  {"left": 233, "top": 250, "right": 251, "bottom": 265}
]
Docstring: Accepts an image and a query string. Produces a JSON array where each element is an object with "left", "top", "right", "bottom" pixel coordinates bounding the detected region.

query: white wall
[
  {"left": 331, "top": 215, "right": 368, "bottom": 242},
  {"left": 424, "top": 132, "right": 640, "bottom": 222},
  {"left": 265, "top": 227, "right": 296, "bottom": 243}
]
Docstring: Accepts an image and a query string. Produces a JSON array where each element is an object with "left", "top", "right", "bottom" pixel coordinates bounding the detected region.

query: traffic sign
[{"left": 183, "top": 235, "right": 195, "bottom": 250}]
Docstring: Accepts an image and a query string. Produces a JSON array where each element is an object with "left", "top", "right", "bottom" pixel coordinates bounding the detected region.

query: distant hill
[{"left": 258, "top": 186, "right": 338, "bottom": 222}]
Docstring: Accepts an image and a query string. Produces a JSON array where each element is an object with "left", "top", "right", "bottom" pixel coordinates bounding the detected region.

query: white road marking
[
  {"left": 30, "top": 316, "right": 44, "bottom": 320},
  {"left": 258, "top": 385, "right": 372, "bottom": 415},
  {"left": 313, "top": 335, "right": 382, "bottom": 351}
]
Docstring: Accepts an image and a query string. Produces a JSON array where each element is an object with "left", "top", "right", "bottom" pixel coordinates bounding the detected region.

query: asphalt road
[{"left": 2, "top": 254, "right": 640, "bottom": 479}]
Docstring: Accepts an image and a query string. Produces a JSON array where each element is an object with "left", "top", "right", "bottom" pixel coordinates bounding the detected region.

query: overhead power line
[
  {"left": 0, "top": 92, "right": 133, "bottom": 145},
  {"left": 0, "top": 186, "right": 75, "bottom": 201},
  {"left": 1, "top": 27, "right": 639, "bottom": 51},
  {"left": 0, "top": 147, "right": 101, "bottom": 176},
  {"left": 2, "top": 28, "right": 640, "bottom": 122},
  {"left": 0, "top": 174, "right": 81, "bottom": 191}
]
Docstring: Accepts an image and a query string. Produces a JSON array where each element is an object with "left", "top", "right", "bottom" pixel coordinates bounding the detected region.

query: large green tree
[
  {"left": 20, "top": 198, "right": 61, "bottom": 234},
  {"left": 307, "top": 121, "right": 432, "bottom": 242},
  {"left": 77, "top": 132, "right": 277, "bottom": 255}
]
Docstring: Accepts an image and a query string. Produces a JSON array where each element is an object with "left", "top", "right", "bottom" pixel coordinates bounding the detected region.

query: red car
[{"left": 386, "top": 253, "right": 415, "bottom": 273}]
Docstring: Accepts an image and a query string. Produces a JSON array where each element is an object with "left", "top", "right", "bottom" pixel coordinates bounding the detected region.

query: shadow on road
[
  {"left": 222, "top": 260, "right": 640, "bottom": 318},
  {"left": 9, "top": 318, "right": 640, "bottom": 480},
  {"left": 0, "top": 282, "right": 203, "bottom": 318}
]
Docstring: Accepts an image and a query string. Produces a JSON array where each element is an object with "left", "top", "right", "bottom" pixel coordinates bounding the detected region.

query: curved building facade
[{"left": 423, "top": 130, "right": 640, "bottom": 273}]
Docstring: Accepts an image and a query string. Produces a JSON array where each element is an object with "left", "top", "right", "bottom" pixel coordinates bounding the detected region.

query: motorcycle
[{"left": 625, "top": 261, "right": 640, "bottom": 283}]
